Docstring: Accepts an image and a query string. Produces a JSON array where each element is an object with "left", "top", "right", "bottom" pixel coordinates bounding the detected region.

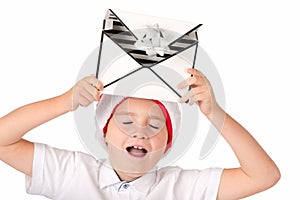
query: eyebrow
[{"left": 114, "top": 111, "right": 165, "bottom": 121}]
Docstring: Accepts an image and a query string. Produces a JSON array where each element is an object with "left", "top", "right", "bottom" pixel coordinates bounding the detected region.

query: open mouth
[{"left": 126, "top": 146, "right": 148, "bottom": 158}]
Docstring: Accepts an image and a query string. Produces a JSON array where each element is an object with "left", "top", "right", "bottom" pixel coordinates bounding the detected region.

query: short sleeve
[
  {"left": 184, "top": 167, "right": 223, "bottom": 199},
  {"left": 203, "top": 168, "right": 224, "bottom": 199},
  {"left": 26, "top": 143, "right": 46, "bottom": 195},
  {"left": 25, "top": 143, "right": 89, "bottom": 198},
  {"left": 157, "top": 166, "right": 223, "bottom": 199}
]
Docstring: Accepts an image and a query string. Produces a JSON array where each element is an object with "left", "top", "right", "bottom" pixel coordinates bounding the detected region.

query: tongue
[{"left": 128, "top": 148, "right": 147, "bottom": 157}]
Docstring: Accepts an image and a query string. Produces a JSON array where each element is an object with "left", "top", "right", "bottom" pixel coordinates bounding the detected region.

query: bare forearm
[
  {"left": 212, "top": 105, "right": 280, "bottom": 182},
  {"left": 0, "top": 89, "right": 72, "bottom": 146}
]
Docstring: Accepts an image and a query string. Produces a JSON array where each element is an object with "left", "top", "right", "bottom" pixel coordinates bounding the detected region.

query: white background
[{"left": 0, "top": 0, "right": 299, "bottom": 199}]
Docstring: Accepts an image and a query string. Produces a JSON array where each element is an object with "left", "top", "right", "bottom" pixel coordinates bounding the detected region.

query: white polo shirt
[{"left": 26, "top": 143, "right": 223, "bottom": 200}]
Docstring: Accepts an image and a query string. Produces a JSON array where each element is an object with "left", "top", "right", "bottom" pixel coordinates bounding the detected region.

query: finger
[
  {"left": 187, "top": 68, "right": 205, "bottom": 78},
  {"left": 177, "top": 76, "right": 197, "bottom": 89},
  {"left": 83, "top": 83, "right": 101, "bottom": 101},
  {"left": 78, "top": 86, "right": 95, "bottom": 103},
  {"left": 191, "top": 70, "right": 212, "bottom": 90},
  {"left": 179, "top": 87, "right": 204, "bottom": 103},
  {"left": 189, "top": 95, "right": 197, "bottom": 105},
  {"left": 78, "top": 93, "right": 92, "bottom": 107},
  {"left": 179, "top": 91, "right": 192, "bottom": 103},
  {"left": 92, "top": 78, "right": 103, "bottom": 91},
  {"left": 95, "top": 79, "right": 103, "bottom": 91},
  {"left": 85, "top": 75, "right": 103, "bottom": 91},
  {"left": 189, "top": 92, "right": 207, "bottom": 105},
  {"left": 74, "top": 89, "right": 91, "bottom": 107}
]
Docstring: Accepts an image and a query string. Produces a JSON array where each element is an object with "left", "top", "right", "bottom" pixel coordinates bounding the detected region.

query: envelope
[{"left": 96, "top": 9, "right": 202, "bottom": 102}]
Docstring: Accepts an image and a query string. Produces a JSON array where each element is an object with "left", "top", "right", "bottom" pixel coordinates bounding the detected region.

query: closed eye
[
  {"left": 122, "top": 121, "right": 133, "bottom": 125},
  {"left": 148, "top": 124, "right": 159, "bottom": 129}
]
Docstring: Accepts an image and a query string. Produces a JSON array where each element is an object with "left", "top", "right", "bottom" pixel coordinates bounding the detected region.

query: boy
[{"left": 0, "top": 68, "right": 280, "bottom": 199}]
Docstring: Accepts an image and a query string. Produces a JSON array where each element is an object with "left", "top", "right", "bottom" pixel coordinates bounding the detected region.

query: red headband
[{"left": 102, "top": 98, "right": 173, "bottom": 153}]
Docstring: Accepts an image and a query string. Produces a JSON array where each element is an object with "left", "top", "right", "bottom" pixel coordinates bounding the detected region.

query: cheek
[
  {"left": 151, "top": 128, "right": 168, "bottom": 150},
  {"left": 105, "top": 120, "right": 127, "bottom": 147}
]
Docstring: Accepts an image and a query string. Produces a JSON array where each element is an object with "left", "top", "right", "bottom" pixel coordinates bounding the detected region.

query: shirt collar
[
  {"left": 98, "top": 159, "right": 157, "bottom": 195},
  {"left": 130, "top": 169, "right": 157, "bottom": 195},
  {"left": 99, "top": 160, "right": 122, "bottom": 189}
]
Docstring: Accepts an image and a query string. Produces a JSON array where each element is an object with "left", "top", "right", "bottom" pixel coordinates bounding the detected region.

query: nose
[{"left": 131, "top": 127, "right": 149, "bottom": 139}]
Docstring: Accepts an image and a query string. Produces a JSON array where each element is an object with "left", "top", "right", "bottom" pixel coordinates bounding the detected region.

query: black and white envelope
[{"left": 96, "top": 9, "right": 202, "bottom": 102}]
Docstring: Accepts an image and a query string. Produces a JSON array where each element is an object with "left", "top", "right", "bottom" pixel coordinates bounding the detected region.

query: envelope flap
[
  {"left": 113, "top": 9, "right": 201, "bottom": 42},
  {"left": 102, "top": 9, "right": 201, "bottom": 68}
]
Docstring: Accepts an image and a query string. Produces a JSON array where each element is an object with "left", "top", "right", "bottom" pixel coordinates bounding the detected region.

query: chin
[{"left": 107, "top": 144, "right": 164, "bottom": 175}]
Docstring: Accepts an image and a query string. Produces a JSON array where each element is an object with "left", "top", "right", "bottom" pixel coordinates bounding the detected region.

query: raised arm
[
  {"left": 178, "top": 68, "right": 280, "bottom": 199},
  {"left": 0, "top": 75, "right": 102, "bottom": 176}
]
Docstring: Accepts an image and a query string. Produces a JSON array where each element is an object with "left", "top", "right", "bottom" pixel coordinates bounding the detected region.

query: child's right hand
[{"left": 69, "top": 75, "right": 103, "bottom": 111}]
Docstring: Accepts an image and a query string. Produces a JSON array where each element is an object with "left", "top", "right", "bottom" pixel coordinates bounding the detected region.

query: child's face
[{"left": 105, "top": 98, "right": 168, "bottom": 179}]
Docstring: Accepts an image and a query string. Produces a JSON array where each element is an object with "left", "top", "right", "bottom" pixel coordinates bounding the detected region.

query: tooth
[
  {"left": 138, "top": 147, "right": 143, "bottom": 150},
  {"left": 133, "top": 146, "right": 138, "bottom": 149}
]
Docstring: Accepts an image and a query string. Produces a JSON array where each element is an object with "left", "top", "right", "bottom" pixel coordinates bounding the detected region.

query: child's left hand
[{"left": 177, "top": 68, "right": 218, "bottom": 119}]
